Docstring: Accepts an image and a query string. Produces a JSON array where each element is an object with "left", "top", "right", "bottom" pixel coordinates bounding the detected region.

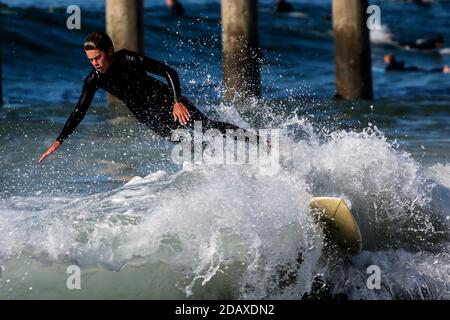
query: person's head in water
[
  {"left": 384, "top": 53, "right": 395, "bottom": 65},
  {"left": 84, "top": 31, "right": 114, "bottom": 73}
]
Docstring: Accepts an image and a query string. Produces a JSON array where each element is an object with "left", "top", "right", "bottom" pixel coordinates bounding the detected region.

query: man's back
[{"left": 94, "top": 49, "right": 178, "bottom": 108}]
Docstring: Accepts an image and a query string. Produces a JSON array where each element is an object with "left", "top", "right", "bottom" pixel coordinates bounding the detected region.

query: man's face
[{"left": 85, "top": 48, "right": 113, "bottom": 73}]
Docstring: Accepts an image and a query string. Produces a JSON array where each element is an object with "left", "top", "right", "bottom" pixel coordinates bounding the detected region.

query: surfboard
[
  {"left": 439, "top": 48, "right": 450, "bottom": 55},
  {"left": 309, "top": 197, "right": 363, "bottom": 255},
  {"left": 282, "top": 11, "right": 307, "bottom": 19},
  {"left": 372, "top": 66, "right": 386, "bottom": 74}
]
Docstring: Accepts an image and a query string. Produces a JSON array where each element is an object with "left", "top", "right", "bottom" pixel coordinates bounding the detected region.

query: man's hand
[
  {"left": 39, "top": 141, "right": 61, "bottom": 163},
  {"left": 172, "top": 102, "right": 191, "bottom": 125}
]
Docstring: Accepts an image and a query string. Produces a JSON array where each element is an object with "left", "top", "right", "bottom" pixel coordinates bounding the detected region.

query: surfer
[
  {"left": 397, "top": 34, "right": 444, "bottom": 51},
  {"left": 384, "top": 53, "right": 450, "bottom": 73},
  {"left": 275, "top": 0, "right": 295, "bottom": 13},
  {"left": 165, "top": 0, "right": 184, "bottom": 16},
  {"left": 39, "top": 31, "right": 257, "bottom": 163},
  {"left": 412, "top": 0, "right": 433, "bottom": 7}
]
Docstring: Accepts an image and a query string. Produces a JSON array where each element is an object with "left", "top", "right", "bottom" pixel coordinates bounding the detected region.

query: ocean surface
[{"left": 0, "top": 0, "right": 449, "bottom": 299}]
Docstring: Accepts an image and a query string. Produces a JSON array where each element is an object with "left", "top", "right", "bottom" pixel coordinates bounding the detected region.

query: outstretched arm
[{"left": 39, "top": 72, "right": 98, "bottom": 163}]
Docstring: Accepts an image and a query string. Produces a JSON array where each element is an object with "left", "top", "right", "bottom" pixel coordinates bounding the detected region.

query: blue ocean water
[{"left": 0, "top": 0, "right": 449, "bottom": 300}]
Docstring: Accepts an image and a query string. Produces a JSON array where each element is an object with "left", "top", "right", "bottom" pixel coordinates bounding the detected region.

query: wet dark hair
[{"left": 83, "top": 31, "right": 114, "bottom": 52}]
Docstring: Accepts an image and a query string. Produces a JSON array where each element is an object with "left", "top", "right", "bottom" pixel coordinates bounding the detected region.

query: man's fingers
[
  {"left": 181, "top": 113, "right": 188, "bottom": 125},
  {"left": 39, "top": 148, "right": 55, "bottom": 163},
  {"left": 184, "top": 112, "right": 190, "bottom": 124},
  {"left": 181, "top": 110, "right": 190, "bottom": 123},
  {"left": 173, "top": 104, "right": 192, "bottom": 125},
  {"left": 180, "top": 114, "right": 186, "bottom": 125},
  {"left": 183, "top": 106, "right": 191, "bottom": 119},
  {"left": 177, "top": 111, "right": 186, "bottom": 125},
  {"left": 173, "top": 104, "right": 191, "bottom": 125},
  {"left": 38, "top": 141, "right": 61, "bottom": 163},
  {"left": 175, "top": 112, "right": 185, "bottom": 125},
  {"left": 39, "top": 153, "right": 47, "bottom": 163}
]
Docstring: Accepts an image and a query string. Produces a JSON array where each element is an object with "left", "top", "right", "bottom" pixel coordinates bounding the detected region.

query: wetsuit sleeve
[
  {"left": 404, "top": 66, "right": 421, "bottom": 72},
  {"left": 124, "top": 50, "right": 182, "bottom": 104},
  {"left": 56, "top": 72, "right": 98, "bottom": 143},
  {"left": 404, "top": 66, "right": 438, "bottom": 72},
  {"left": 428, "top": 67, "right": 444, "bottom": 73}
]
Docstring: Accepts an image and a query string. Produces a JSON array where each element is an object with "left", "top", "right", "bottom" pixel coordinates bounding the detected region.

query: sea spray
[{"left": 1, "top": 119, "right": 448, "bottom": 299}]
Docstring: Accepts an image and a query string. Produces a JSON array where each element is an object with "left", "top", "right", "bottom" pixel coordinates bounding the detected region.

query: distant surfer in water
[
  {"left": 384, "top": 53, "right": 450, "bottom": 73},
  {"left": 39, "top": 32, "right": 256, "bottom": 163},
  {"left": 275, "top": 0, "right": 294, "bottom": 13},
  {"left": 165, "top": 0, "right": 184, "bottom": 16},
  {"left": 397, "top": 34, "right": 444, "bottom": 52}
]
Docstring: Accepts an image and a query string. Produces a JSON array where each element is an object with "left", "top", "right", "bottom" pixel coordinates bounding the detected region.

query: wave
[{"left": 0, "top": 119, "right": 448, "bottom": 299}]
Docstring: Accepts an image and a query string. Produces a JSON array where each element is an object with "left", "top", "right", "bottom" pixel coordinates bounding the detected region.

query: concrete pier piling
[
  {"left": 221, "top": 0, "right": 260, "bottom": 103},
  {"left": 106, "top": 0, "right": 143, "bottom": 53},
  {"left": 333, "top": 0, "right": 373, "bottom": 100},
  {"left": 105, "top": 0, "right": 143, "bottom": 107}
]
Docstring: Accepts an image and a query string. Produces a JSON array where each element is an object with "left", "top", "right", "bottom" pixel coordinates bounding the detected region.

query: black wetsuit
[
  {"left": 275, "top": 1, "right": 294, "bottom": 13},
  {"left": 170, "top": 1, "right": 184, "bottom": 16},
  {"left": 385, "top": 59, "right": 443, "bottom": 73},
  {"left": 385, "top": 60, "right": 418, "bottom": 72},
  {"left": 399, "top": 38, "right": 440, "bottom": 51},
  {"left": 56, "top": 49, "right": 243, "bottom": 143}
]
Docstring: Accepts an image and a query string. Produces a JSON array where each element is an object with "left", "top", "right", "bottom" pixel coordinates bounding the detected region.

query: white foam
[
  {"left": 370, "top": 24, "right": 396, "bottom": 45},
  {"left": 428, "top": 163, "right": 450, "bottom": 189},
  {"left": 439, "top": 48, "right": 450, "bottom": 55},
  {"left": 0, "top": 120, "right": 448, "bottom": 299}
]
